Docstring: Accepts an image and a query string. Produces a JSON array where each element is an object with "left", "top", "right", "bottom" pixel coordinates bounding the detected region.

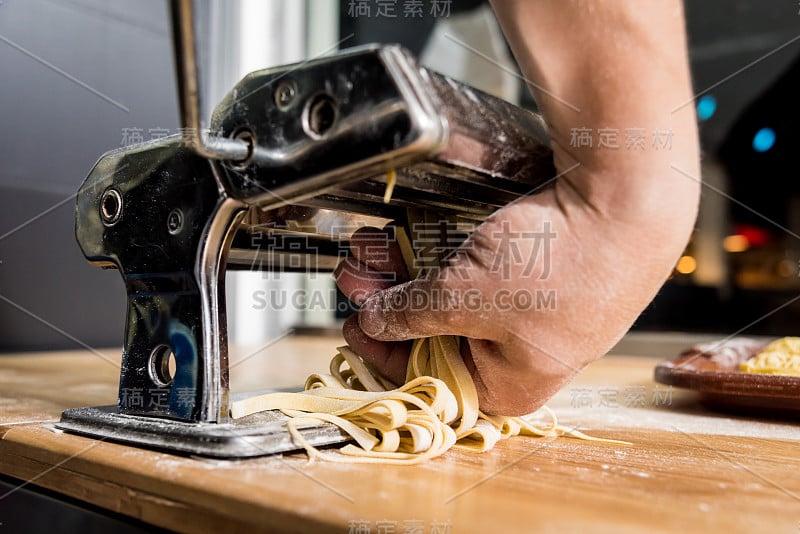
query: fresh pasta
[
  {"left": 740, "top": 337, "right": 800, "bottom": 376},
  {"left": 383, "top": 169, "right": 397, "bottom": 204},
  {"left": 230, "top": 340, "right": 621, "bottom": 464},
  {"left": 230, "top": 210, "right": 626, "bottom": 463}
]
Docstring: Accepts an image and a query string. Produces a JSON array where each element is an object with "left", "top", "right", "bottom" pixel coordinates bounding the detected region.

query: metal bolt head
[
  {"left": 274, "top": 81, "right": 297, "bottom": 110},
  {"left": 167, "top": 208, "right": 184, "bottom": 235},
  {"left": 100, "top": 188, "right": 123, "bottom": 226}
]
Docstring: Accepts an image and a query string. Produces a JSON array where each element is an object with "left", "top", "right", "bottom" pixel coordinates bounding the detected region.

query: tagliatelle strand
[{"left": 383, "top": 169, "right": 397, "bottom": 204}]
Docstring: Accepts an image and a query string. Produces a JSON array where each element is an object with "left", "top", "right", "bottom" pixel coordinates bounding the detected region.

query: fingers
[
  {"left": 349, "top": 226, "right": 410, "bottom": 282},
  {"left": 335, "top": 257, "right": 393, "bottom": 306},
  {"left": 334, "top": 226, "right": 411, "bottom": 307},
  {"left": 337, "top": 226, "right": 414, "bottom": 386},
  {"left": 342, "top": 314, "right": 410, "bottom": 386},
  {"left": 358, "top": 276, "right": 496, "bottom": 342}
]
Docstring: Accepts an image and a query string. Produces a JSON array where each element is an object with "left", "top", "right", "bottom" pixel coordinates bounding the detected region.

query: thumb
[{"left": 358, "top": 275, "right": 491, "bottom": 341}]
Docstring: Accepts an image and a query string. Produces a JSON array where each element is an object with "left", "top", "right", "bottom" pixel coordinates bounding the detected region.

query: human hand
[
  {"left": 336, "top": 0, "right": 701, "bottom": 416},
  {"left": 336, "top": 167, "right": 694, "bottom": 417}
]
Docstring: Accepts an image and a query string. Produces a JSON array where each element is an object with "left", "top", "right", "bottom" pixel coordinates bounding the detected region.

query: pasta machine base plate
[{"left": 57, "top": 404, "right": 350, "bottom": 458}]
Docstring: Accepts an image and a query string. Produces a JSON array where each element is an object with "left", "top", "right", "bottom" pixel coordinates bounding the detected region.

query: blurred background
[{"left": 1, "top": 0, "right": 800, "bottom": 354}]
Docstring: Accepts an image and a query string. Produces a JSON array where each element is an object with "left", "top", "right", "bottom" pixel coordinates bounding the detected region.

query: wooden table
[{"left": 2, "top": 335, "right": 799, "bottom": 533}]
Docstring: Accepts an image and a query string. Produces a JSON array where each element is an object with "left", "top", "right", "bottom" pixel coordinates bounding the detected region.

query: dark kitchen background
[{"left": 1, "top": 0, "right": 799, "bottom": 353}]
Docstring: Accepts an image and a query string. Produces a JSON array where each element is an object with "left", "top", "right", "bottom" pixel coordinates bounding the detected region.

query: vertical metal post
[{"left": 169, "top": 0, "right": 251, "bottom": 161}]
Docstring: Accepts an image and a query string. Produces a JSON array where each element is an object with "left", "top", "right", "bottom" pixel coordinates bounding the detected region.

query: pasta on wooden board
[{"left": 231, "top": 210, "right": 627, "bottom": 463}]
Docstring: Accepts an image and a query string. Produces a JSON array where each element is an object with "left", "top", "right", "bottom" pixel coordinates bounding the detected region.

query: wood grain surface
[{"left": 2, "top": 336, "right": 799, "bottom": 533}]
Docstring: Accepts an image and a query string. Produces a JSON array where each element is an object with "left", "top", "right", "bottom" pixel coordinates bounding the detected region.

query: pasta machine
[{"left": 56, "top": 0, "right": 555, "bottom": 457}]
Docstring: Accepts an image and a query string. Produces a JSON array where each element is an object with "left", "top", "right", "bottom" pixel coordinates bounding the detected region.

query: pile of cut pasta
[
  {"left": 231, "top": 210, "right": 624, "bottom": 464},
  {"left": 230, "top": 338, "right": 618, "bottom": 464}
]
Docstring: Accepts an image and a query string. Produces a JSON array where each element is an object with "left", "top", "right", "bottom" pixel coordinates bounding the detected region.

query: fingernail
[{"left": 360, "top": 294, "right": 386, "bottom": 337}]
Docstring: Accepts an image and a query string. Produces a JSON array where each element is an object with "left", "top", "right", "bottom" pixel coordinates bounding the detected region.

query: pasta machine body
[{"left": 56, "top": 5, "right": 554, "bottom": 457}]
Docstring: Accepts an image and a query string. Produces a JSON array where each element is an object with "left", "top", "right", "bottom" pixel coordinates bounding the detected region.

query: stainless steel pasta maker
[{"left": 56, "top": 0, "right": 555, "bottom": 457}]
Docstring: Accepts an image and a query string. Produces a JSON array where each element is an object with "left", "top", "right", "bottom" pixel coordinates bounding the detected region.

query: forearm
[{"left": 490, "top": 0, "right": 700, "bottom": 232}]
